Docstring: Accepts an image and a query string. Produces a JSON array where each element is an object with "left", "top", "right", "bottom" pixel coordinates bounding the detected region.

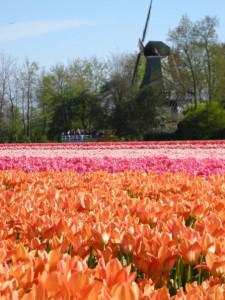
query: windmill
[{"left": 131, "top": 0, "right": 170, "bottom": 92}]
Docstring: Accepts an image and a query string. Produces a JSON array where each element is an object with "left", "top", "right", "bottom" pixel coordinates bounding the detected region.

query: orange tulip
[
  {"left": 206, "top": 253, "right": 225, "bottom": 277},
  {"left": 111, "top": 282, "right": 140, "bottom": 300},
  {"left": 180, "top": 240, "right": 202, "bottom": 265}
]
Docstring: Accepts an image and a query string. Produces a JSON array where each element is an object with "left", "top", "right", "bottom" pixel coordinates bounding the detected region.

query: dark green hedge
[{"left": 177, "top": 101, "right": 225, "bottom": 140}]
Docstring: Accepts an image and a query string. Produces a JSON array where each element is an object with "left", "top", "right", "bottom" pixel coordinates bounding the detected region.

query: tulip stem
[
  {"left": 198, "top": 255, "right": 203, "bottom": 284},
  {"left": 187, "top": 264, "right": 192, "bottom": 282},
  {"left": 175, "top": 258, "right": 182, "bottom": 288}
]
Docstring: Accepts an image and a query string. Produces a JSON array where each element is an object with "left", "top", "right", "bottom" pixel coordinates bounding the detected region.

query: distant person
[{"left": 76, "top": 128, "right": 81, "bottom": 135}]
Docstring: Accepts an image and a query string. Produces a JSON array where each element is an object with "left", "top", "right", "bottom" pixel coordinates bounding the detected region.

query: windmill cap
[{"left": 144, "top": 41, "right": 170, "bottom": 57}]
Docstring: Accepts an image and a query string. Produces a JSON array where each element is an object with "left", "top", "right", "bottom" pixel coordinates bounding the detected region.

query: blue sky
[{"left": 0, "top": 0, "right": 224, "bottom": 68}]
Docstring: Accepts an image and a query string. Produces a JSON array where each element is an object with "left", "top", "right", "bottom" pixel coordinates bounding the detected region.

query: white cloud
[{"left": 0, "top": 20, "right": 94, "bottom": 42}]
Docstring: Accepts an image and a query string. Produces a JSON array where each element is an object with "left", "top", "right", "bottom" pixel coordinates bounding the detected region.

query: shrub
[{"left": 177, "top": 101, "right": 225, "bottom": 139}]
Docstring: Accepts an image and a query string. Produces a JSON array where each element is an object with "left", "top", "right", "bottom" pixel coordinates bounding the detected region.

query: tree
[
  {"left": 211, "top": 43, "right": 225, "bottom": 104},
  {"left": 167, "top": 15, "right": 219, "bottom": 106},
  {"left": 7, "top": 65, "right": 23, "bottom": 141},
  {"left": 193, "top": 16, "right": 219, "bottom": 102},
  {"left": 38, "top": 65, "right": 72, "bottom": 139},
  {"left": 168, "top": 16, "right": 200, "bottom": 106},
  {"left": 0, "top": 54, "right": 25, "bottom": 141},
  {"left": 0, "top": 54, "right": 14, "bottom": 137},
  {"left": 20, "top": 59, "right": 39, "bottom": 139},
  {"left": 128, "top": 86, "right": 160, "bottom": 139},
  {"left": 68, "top": 57, "right": 108, "bottom": 94},
  {"left": 100, "top": 54, "right": 136, "bottom": 135},
  {"left": 37, "top": 58, "right": 108, "bottom": 140}
]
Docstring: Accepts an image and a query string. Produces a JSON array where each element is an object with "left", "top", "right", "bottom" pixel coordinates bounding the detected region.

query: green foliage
[
  {"left": 168, "top": 257, "right": 210, "bottom": 296},
  {"left": 87, "top": 248, "right": 98, "bottom": 269},
  {"left": 212, "top": 44, "right": 225, "bottom": 104},
  {"left": 36, "top": 59, "right": 107, "bottom": 140},
  {"left": 87, "top": 255, "right": 98, "bottom": 269},
  {"left": 109, "top": 87, "right": 159, "bottom": 139},
  {"left": 118, "top": 252, "right": 132, "bottom": 267},
  {"left": 0, "top": 108, "right": 25, "bottom": 143},
  {"left": 127, "top": 86, "right": 164, "bottom": 139},
  {"left": 185, "top": 215, "right": 197, "bottom": 228},
  {"left": 178, "top": 101, "right": 225, "bottom": 139},
  {"left": 167, "top": 15, "right": 219, "bottom": 105},
  {"left": 47, "top": 90, "right": 103, "bottom": 140},
  {"left": 45, "top": 241, "right": 51, "bottom": 253}
]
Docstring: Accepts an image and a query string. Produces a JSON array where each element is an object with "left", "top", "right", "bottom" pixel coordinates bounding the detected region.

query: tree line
[{"left": 0, "top": 15, "right": 225, "bottom": 142}]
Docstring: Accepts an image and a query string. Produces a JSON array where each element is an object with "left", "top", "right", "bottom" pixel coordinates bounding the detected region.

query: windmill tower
[{"left": 131, "top": 1, "right": 182, "bottom": 133}]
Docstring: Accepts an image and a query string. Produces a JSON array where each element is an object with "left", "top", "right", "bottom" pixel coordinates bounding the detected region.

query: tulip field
[{"left": 1, "top": 141, "right": 225, "bottom": 299}]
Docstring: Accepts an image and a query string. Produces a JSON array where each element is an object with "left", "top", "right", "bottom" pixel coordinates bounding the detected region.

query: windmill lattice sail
[{"left": 131, "top": 0, "right": 153, "bottom": 85}]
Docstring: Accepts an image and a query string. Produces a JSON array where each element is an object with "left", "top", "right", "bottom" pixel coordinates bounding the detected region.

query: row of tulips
[
  {"left": 1, "top": 170, "right": 225, "bottom": 298},
  {"left": 1, "top": 146, "right": 225, "bottom": 159},
  {"left": 0, "top": 156, "right": 224, "bottom": 175},
  {"left": 0, "top": 140, "right": 225, "bottom": 149}
]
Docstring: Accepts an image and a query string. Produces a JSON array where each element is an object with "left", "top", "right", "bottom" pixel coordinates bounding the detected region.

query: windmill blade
[
  {"left": 141, "top": 0, "right": 154, "bottom": 43},
  {"left": 169, "top": 54, "right": 181, "bottom": 81},
  {"left": 131, "top": 0, "right": 154, "bottom": 85},
  {"left": 131, "top": 52, "right": 141, "bottom": 85}
]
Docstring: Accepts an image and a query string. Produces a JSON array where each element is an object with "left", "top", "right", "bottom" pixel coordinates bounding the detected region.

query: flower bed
[
  {"left": 0, "top": 156, "right": 225, "bottom": 176},
  {"left": 0, "top": 141, "right": 225, "bottom": 299}
]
